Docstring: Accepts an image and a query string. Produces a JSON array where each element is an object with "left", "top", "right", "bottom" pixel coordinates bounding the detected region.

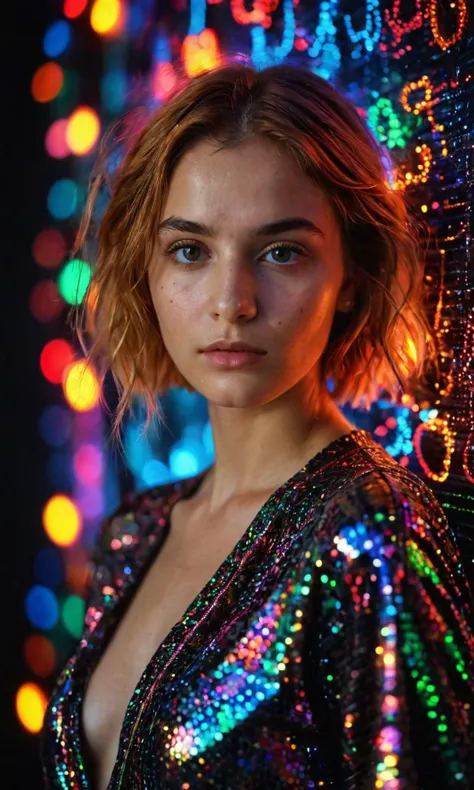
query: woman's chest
[{"left": 81, "top": 497, "right": 271, "bottom": 789}]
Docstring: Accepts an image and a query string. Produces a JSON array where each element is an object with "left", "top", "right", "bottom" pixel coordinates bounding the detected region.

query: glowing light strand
[
  {"left": 250, "top": 0, "right": 296, "bottom": 69},
  {"left": 344, "top": 0, "right": 382, "bottom": 56},
  {"left": 307, "top": 0, "right": 341, "bottom": 82}
]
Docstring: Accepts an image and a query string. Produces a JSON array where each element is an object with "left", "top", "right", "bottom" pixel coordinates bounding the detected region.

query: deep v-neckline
[{"left": 78, "top": 428, "right": 370, "bottom": 789}]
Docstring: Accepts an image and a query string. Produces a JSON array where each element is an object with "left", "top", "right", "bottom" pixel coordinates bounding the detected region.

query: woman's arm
[{"left": 306, "top": 469, "right": 474, "bottom": 789}]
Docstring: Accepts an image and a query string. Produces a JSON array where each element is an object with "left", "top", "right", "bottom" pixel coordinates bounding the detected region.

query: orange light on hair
[{"left": 16, "top": 683, "right": 48, "bottom": 734}]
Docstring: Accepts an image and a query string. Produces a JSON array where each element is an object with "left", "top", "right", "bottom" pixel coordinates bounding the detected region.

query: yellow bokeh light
[
  {"left": 90, "top": 0, "right": 123, "bottom": 35},
  {"left": 66, "top": 107, "right": 101, "bottom": 155},
  {"left": 43, "top": 495, "right": 82, "bottom": 546},
  {"left": 16, "top": 683, "right": 48, "bottom": 734},
  {"left": 63, "top": 359, "right": 100, "bottom": 412}
]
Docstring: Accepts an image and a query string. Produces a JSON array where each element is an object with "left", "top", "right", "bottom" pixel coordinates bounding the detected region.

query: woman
[{"left": 41, "top": 62, "right": 474, "bottom": 789}]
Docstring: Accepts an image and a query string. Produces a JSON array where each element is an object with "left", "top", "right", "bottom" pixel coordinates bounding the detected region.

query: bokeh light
[
  {"left": 57, "top": 258, "right": 92, "bottom": 304},
  {"left": 29, "top": 281, "right": 63, "bottom": 322},
  {"left": 169, "top": 443, "right": 200, "bottom": 477},
  {"left": 153, "top": 62, "right": 178, "bottom": 102},
  {"left": 32, "top": 228, "right": 67, "bottom": 269},
  {"left": 101, "top": 69, "right": 127, "bottom": 113},
  {"left": 64, "top": 546, "right": 90, "bottom": 596},
  {"left": 62, "top": 595, "right": 85, "bottom": 639},
  {"left": 31, "top": 62, "right": 64, "bottom": 103},
  {"left": 141, "top": 458, "right": 170, "bottom": 487},
  {"left": 64, "top": 0, "right": 88, "bottom": 18},
  {"left": 47, "top": 178, "right": 78, "bottom": 220},
  {"left": 45, "top": 119, "right": 70, "bottom": 159},
  {"left": 90, "top": 0, "right": 125, "bottom": 36},
  {"left": 63, "top": 360, "right": 100, "bottom": 412},
  {"left": 66, "top": 107, "right": 101, "bottom": 155},
  {"left": 43, "top": 20, "right": 71, "bottom": 58},
  {"left": 16, "top": 683, "right": 48, "bottom": 734},
  {"left": 25, "top": 585, "right": 59, "bottom": 630},
  {"left": 43, "top": 494, "right": 82, "bottom": 546},
  {"left": 73, "top": 444, "right": 103, "bottom": 484},
  {"left": 24, "top": 635, "right": 56, "bottom": 678},
  {"left": 40, "top": 339, "right": 74, "bottom": 384},
  {"left": 75, "top": 485, "right": 104, "bottom": 519}
]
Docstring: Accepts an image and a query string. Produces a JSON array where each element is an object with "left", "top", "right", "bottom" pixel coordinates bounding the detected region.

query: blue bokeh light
[
  {"left": 43, "top": 20, "right": 71, "bottom": 58},
  {"left": 25, "top": 585, "right": 59, "bottom": 630},
  {"left": 47, "top": 179, "right": 78, "bottom": 220}
]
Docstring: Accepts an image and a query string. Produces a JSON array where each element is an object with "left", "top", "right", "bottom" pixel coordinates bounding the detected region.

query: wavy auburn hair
[{"left": 72, "top": 60, "right": 440, "bottom": 440}]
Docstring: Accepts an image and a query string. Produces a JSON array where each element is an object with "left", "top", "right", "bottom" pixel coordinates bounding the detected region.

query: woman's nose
[{"left": 209, "top": 261, "right": 258, "bottom": 321}]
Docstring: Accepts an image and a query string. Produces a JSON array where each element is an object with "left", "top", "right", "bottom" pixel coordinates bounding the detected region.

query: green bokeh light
[
  {"left": 57, "top": 259, "right": 92, "bottom": 305},
  {"left": 62, "top": 594, "right": 85, "bottom": 639}
]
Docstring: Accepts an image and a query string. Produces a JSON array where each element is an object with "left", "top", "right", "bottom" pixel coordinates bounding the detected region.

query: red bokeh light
[{"left": 40, "top": 339, "right": 75, "bottom": 384}]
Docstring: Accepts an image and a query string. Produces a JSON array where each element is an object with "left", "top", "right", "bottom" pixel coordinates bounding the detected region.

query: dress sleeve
[{"left": 306, "top": 469, "right": 474, "bottom": 789}]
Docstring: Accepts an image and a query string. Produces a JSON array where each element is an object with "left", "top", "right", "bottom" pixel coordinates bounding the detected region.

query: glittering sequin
[{"left": 41, "top": 429, "right": 474, "bottom": 788}]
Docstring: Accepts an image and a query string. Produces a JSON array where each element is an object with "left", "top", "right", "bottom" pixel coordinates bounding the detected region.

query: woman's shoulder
[
  {"left": 313, "top": 456, "right": 474, "bottom": 607},
  {"left": 91, "top": 481, "right": 175, "bottom": 562}
]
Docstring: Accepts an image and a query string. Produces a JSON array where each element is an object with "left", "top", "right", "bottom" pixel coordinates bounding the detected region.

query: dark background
[{"left": 3, "top": 2, "right": 56, "bottom": 786}]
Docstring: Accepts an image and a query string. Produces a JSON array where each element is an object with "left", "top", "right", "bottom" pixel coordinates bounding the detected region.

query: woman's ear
[{"left": 335, "top": 279, "right": 355, "bottom": 313}]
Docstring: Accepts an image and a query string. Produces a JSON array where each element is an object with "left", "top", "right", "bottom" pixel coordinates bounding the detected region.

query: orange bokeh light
[
  {"left": 16, "top": 683, "right": 48, "bottom": 734},
  {"left": 31, "top": 63, "right": 64, "bottom": 103},
  {"left": 24, "top": 635, "right": 56, "bottom": 678}
]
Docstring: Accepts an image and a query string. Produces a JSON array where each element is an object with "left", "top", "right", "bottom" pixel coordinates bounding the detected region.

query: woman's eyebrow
[{"left": 157, "top": 215, "right": 325, "bottom": 238}]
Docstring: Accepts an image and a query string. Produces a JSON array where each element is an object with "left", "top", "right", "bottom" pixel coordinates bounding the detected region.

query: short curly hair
[{"left": 72, "top": 59, "right": 440, "bottom": 441}]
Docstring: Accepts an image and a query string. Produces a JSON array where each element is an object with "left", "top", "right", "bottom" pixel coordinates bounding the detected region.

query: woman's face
[{"left": 148, "top": 135, "right": 351, "bottom": 408}]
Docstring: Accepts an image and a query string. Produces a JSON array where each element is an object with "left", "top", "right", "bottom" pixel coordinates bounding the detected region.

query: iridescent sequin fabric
[{"left": 41, "top": 428, "right": 474, "bottom": 789}]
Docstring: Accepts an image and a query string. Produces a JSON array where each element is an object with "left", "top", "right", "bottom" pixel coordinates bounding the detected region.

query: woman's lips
[{"left": 201, "top": 350, "right": 266, "bottom": 368}]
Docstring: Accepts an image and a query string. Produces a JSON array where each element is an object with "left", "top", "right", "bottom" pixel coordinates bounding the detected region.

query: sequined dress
[{"left": 41, "top": 428, "right": 474, "bottom": 789}]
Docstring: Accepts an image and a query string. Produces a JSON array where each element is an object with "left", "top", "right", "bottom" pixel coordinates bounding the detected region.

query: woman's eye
[
  {"left": 263, "top": 245, "right": 306, "bottom": 265},
  {"left": 165, "top": 241, "right": 306, "bottom": 267},
  {"left": 169, "top": 243, "right": 203, "bottom": 265}
]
